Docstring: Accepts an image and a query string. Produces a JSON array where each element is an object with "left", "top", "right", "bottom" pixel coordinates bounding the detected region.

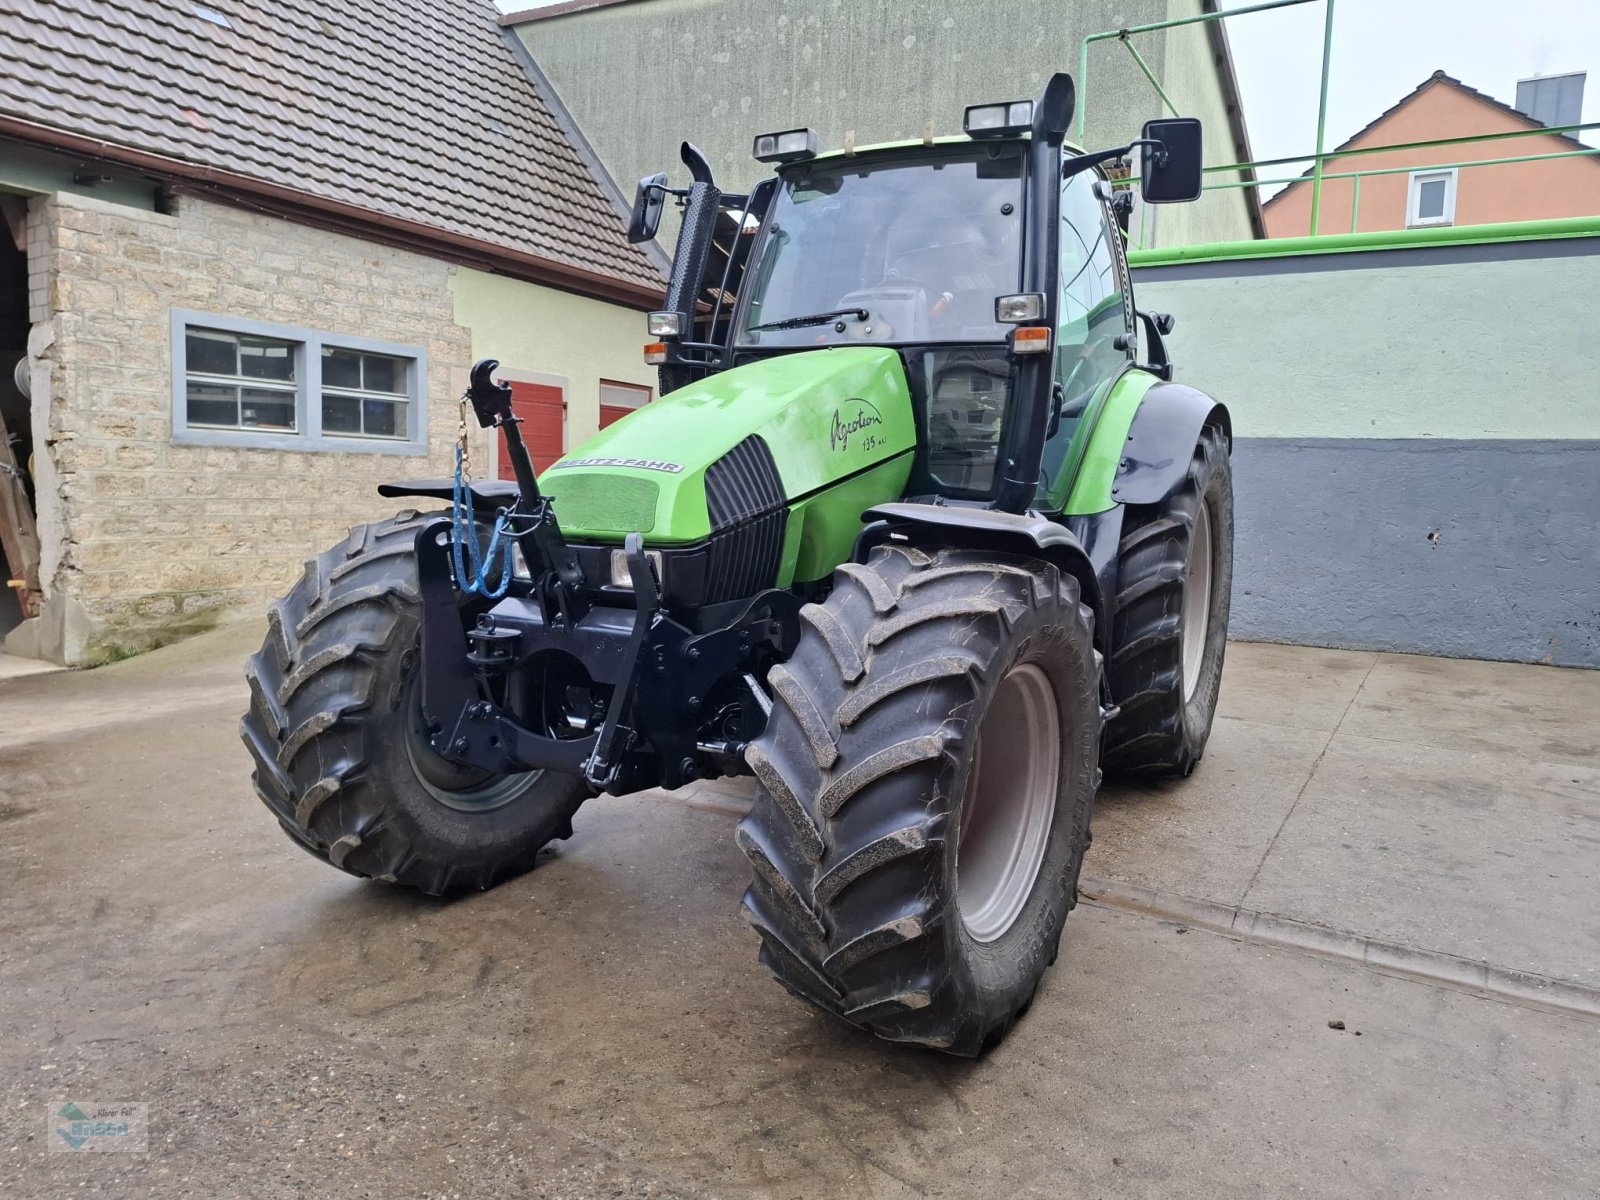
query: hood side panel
[{"left": 539, "top": 347, "right": 916, "bottom": 543}]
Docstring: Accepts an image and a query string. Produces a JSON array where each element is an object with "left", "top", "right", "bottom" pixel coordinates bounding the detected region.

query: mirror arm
[{"left": 1062, "top": 138, "right": 1165, "bottom": 181}]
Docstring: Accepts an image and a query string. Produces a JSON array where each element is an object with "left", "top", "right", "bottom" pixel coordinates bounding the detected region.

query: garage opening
[{"left": 0, "top": 192, "right": 40, "bottom": 645}]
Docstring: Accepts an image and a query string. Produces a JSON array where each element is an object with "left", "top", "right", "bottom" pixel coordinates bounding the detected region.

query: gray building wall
[
  {"left": 1132, "top": 234, "right": 1600, "bottom": 667},
  {"left": 511, "top": 0, "right": 1255, "bottom": 250}
]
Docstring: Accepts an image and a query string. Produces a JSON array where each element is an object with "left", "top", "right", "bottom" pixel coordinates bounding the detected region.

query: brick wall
[{"left": 24, "top": 190, "right": 497, "bottom": 663}]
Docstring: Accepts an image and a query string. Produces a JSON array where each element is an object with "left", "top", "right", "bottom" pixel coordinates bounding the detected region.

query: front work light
[
  {"left": 647, "top": 311, "right": 684, "bottom": 338},
  {"left": 753, "top": 128, "right": 820, "bottom": 163},
  {"left": 964, "top": 99, "right": 1034, "bottom": 137},
  {"left": 995, "top": 293, "right": 1044, "bottom": 323}
]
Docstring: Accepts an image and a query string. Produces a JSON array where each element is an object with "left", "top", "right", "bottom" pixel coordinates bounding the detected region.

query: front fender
[
  {"left": 1064, "top": 376, "right": 1230, "bottom": 514},
  {"left": 1112, "top": 383, "right": 1231, "bottom": 507},
  {"left": 853, "top": 502, "right": 1107, "bottom": 656}
]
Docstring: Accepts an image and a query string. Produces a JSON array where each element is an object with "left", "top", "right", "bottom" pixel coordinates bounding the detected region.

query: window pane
[
  {"left": 238, "top": 336, "right": 295, "bottom": 382},
  {"left": 323, "top": 347, "right": 362, "bottom": 389},
  {"left": 186, "top": 329, "right": 237, "bottom": 376},
  {"left": 362, "top": 354, "right": 403, "bottom": 395},
  {"left": 240, "top": 387, "right": 296, "bottom": 430},
  {"left": 362, "top": 398, "right": 403, "bottom": 437},
  {"left": 187, "top": 382, "right": 238, "bottom": 427},
  {"left": 1418, "top": 179, "right": 1446, "bottom": 220},
  {"left": 322, "top": 394, "right": 362, "bottom": 434}
]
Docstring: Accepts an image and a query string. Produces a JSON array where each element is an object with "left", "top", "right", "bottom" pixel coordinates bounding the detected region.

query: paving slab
[
  {"left": 1213, "top": 641, "right": 1378, "bottom": 735},
  {"left": 1341, "top": 650, "right": 1600, "bottom": 768},
  {"left": 2, "top": 626, "right": 1598, "bottom": 1197},
  {"left": 1243, "top": 730, "right": 1600, "bottom": 989},
  {"left": 1091, "top": 716, "right": 1328, "bottom": 906},
  {"left": 3, "top": 755, "right": 1596, "bottom": 1199}
]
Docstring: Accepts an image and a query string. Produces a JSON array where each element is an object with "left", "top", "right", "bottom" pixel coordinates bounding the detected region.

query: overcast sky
[{"left": 1219, "top": 0, "right": 1598, "bottom": 175}]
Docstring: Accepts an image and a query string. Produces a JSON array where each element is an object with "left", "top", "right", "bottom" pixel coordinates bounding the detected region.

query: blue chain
[{"left": 451, "top": 444, "right": 517, "bottom": 599}]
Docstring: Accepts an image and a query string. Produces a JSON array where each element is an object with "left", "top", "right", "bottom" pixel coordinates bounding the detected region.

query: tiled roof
[
  {"left": 1264, "top": 70, "right": 1600, "bottom": 208},
  {"left": 0, "top": 0, "right": 662, "bottom": 296}
]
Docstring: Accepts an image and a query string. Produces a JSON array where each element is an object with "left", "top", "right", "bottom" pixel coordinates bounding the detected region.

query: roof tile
[{"left": 0, "top": 0, "right": 661, "bottom": 290}]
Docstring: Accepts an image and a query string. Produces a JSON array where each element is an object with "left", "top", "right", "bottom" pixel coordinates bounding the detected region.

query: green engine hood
[{"left": 540, "top": 347, "right": 916, "bottom": 544}]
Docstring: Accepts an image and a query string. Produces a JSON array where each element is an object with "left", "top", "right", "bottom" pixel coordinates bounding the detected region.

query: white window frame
[
  {"left": 1406, "top": 169, "right": 1458, "bottom": 229},
  {"left": 170, "top": 309, "right": 428, "bottom": 455},
  {"left": 599, "top": 378, "right": 653, "bottom": 412}
]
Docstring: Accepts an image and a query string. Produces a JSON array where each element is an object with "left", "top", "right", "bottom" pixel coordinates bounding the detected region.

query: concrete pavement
[{"left": 1, "top": 622, "right": 1596, "bottom": 1198}]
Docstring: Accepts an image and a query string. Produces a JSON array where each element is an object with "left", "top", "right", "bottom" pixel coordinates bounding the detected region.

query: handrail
[
  {"left": 1076, "top": 0, "right": 1323, "bottom": 142},
  {"left": 1127, "top": 214, "right": 1600, "bottom": 267},
  {"left": 1081, "top": 0, "right": 1599, "bottom": 244}
]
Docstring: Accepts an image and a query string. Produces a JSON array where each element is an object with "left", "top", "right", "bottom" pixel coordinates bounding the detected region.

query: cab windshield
[{"left": 737, "top": 144, "right": 1025, "bottom": 348}]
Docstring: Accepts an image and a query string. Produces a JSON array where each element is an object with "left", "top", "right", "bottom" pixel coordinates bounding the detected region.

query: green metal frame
[
  {"left": 1128, "top": 214, "right": 1600, "bottom": 268},
  {"left": 1080, "top": 0, "right": 1600, "bottom": 247}
]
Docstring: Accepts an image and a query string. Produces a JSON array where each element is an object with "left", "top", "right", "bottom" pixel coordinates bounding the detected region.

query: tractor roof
[{"left": 806, "top": 133, "right": 1084, "bottom": 165}]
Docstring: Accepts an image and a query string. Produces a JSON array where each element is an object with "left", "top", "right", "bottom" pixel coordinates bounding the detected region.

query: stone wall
[{"left": 20, "top": 189, "right": 496, "bottom": 663}]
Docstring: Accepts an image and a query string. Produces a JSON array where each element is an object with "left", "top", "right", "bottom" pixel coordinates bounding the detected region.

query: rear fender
[
  {"left": 377, "top": 478, "right": 518, "bottom": 514},
  {"left": 853, "top": 502, "right": 1108, "bottom": 657}
]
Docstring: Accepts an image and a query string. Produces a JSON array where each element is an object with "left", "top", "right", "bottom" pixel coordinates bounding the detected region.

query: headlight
[{"left": 609, "top": 548, "right": 663, "bottom": 590}]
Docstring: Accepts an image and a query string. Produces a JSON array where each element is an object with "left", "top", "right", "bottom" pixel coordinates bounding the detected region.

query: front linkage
[{"left": 413, "top": 360, "right": 797, "bottom": 797}]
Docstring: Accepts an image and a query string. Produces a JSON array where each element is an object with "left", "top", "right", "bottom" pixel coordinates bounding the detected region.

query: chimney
[{"left": 1514, "top": 71, "right": 1585, "bottom": 129}]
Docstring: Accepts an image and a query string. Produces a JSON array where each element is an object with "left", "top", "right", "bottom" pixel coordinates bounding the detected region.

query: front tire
[
  {"left": 738, "top": 545, "right": 1100, "bottom": 1055},
  {"left": 241, "top": 511, "right": 589, "bottom": 896},
  {"left": 1103, "top": 424, "right": 1234, "bottom": 777}
]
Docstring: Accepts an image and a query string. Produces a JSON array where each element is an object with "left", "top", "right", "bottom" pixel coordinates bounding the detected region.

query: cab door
[{"left": 1055, "top": 170, "right": 1133, "bottom": 430}]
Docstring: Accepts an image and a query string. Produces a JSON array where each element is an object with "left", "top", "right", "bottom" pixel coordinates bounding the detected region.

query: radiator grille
[
  {"left": 702, "top": 508, "right": 788, "bottom": 603},
  {"left": 704, "top": 435, "right": 784, "bottom": 530}
]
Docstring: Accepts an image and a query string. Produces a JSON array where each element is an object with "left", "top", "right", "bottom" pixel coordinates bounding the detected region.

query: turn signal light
[
  {"left": 1010, "top": 326, "right": 1051, "bottom": 354},
  {"left": 643, "top": 342, "right": 667, "bottom": 365}
]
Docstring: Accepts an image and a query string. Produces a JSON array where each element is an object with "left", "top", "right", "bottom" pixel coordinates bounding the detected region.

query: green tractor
[{"left": 242, "top": 73, "right": 1232, "bottom": 1055}]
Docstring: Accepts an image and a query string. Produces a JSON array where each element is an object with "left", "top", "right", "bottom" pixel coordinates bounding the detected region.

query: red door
[{"left": 501, "top": 380, "right": 565, "bottom": 477}]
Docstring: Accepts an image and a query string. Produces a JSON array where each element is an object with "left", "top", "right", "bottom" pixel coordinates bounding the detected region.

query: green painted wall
[
  {"left": 1133, "top": 242, "right": 1600, "bottom": 440},
  {"left": 513, "top": 0, "right": 1254, "bottom": 251},
  {"left": 1128, "top": 234, "right": 1600, "bottom": 666},
  {"left": 448, "top": 267, "right": 657, "bottom": 445}
]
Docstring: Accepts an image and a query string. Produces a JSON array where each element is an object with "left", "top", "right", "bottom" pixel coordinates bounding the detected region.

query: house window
[
  {"left": 321, "top": 347, "right": 411, "bottom": 440},
  {"left": 183, "top": 328, "right": 299, "bottom": 432},
  {"left": 599, "top": 379, "right": 652, "bottom": 429},
  {"left": 171, "top": 310, "right": 427, "bottom": 454},
  {"left": 1406, "top": 169, "right": 1457, "bottom": 228}
]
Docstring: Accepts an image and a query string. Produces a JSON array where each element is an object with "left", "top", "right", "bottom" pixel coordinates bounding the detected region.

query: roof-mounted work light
[
  {"left": 964, "top": 99, "right": 1034, "bottom": 137},
  {"left": 752, "top": 128, "right": 820, "bottom": 163}
]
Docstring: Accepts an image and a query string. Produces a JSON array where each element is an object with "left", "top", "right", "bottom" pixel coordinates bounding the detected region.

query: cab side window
[{"left": 1056, "top": 171, "right": 1130, "bottom": 417}]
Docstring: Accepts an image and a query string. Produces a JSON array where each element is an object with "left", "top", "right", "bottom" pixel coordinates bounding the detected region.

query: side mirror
[
  {"left": 1139, "top": 117, "right": 1203, "bottom": 204},
  {"left": 627, "top": 172, "right": 668, "bottom": 243}
]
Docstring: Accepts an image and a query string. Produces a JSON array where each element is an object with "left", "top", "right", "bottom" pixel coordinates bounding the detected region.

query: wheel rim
[
  {"left": 956, "top": 663, "right": 1060, "bottom": 943},
  {"left": 402, "top": 674, "right": 541, "bottom": 813},
  {"left": 1181, "top": 500, "right": 1213, "bottom": 702}
]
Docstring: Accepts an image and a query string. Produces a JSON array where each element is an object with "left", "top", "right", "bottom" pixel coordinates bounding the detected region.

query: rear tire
[
  {"left": 1102, "top": 424, "right": 1233, "bottom": 777},
  {"left": 738, "top": 545, "right": 1100, "bottom": 1055},
  {"left": 241, "top": 511, "right": 589, "bottom": 896}
]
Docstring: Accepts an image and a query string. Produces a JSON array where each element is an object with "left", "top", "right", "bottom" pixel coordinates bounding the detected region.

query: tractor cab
[{"left": 629, "top": 82, "right": 1202, "bottom": 511}]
